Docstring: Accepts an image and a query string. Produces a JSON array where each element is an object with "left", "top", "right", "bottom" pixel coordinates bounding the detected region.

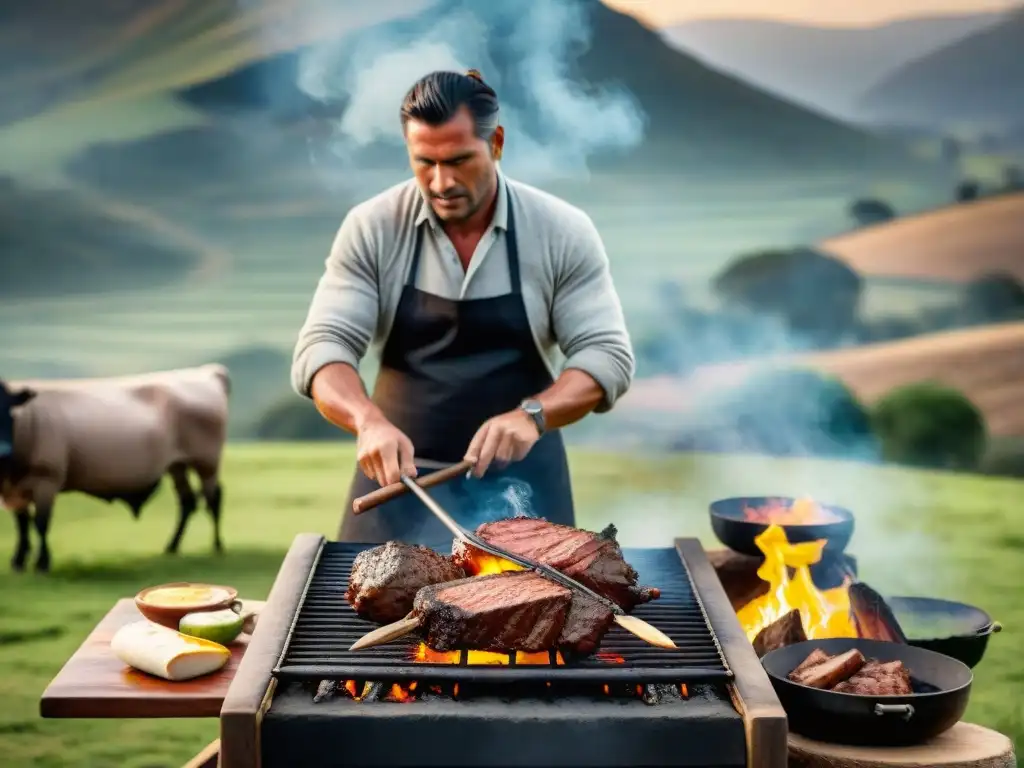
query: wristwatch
[{"left": 519, "top": 398, "right": 545, "bottom": 436}]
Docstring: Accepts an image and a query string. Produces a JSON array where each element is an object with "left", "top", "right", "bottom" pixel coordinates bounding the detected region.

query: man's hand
[
  {"left": 465, "top": 409, "right": 540, "bottom": 478},
  {"left": 357, "top": 416, "right": 417, "bottom": 486}
]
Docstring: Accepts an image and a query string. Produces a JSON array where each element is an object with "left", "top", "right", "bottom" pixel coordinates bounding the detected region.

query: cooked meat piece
[
  {"left": 558, "top": 591, "right": 615, "bottom": 657},
  {"left": 752, "top": 610, "right": 807, "bottom": 657},
  {"left": 790, "top": 648, "right": 831, "bottom": 677},
  {"left": 789, "top": 649, "right": 866, "bottom": 689},
  {"left": 346, "top": 541, "right": 465, "bottom": 624},
  {"left": 413, "top": 571, "right": 573, "bottom": 653},
  {"left": 832, "top": 660, "right": 913, "bottom": 695},
  {"left": 452, "top": 518, "right": 660, "bottom": 611}
]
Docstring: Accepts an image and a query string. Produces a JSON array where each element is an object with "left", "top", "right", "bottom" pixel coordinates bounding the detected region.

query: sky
[{"left": 603, "top": 0, "right": 1016, "bottom": 27}]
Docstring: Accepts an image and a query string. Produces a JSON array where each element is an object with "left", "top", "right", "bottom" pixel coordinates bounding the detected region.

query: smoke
[
  {"left": 293, "top": 0, "right": 646, "bottom": 186},
  {"left": 456, "top": 475, "right": 537, "bottom": 530}
]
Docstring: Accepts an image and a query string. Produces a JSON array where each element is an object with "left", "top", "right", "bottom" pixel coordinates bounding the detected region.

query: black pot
[
  {"left": 709, "top": 496, "right": 855, "bottom": 557},
  {"left": 887, "top": 596, "right": 1002, "bottom": 669},
  {"left": 761, "top": 638, "right": 973, "bottom": 746}
]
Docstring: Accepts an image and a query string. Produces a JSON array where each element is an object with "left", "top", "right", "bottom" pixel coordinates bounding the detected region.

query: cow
[{"left": 0, "top": 364, "right": 230, "bottom": 572}]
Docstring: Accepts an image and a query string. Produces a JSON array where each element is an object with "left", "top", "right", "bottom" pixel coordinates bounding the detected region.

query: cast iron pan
[
  {"left": 887, "top": 596, "right": 1002, "bottom": 669},
  {"left": 761, "top": 638, "right": 972, "bottom": 747},
  {"left": 709, "top": 496, "right": 854, "bottom": 557}
]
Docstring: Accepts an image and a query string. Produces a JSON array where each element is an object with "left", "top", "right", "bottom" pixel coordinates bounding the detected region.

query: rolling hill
[
  {"left": 621, "top": 321, "right": 1024, "bottom": 438},
  {"left": 857, "top": 6, "right": 1024, "bottom": 129},
  {"left": 818, "top": 192, "right": 1024, "bottom": 283},
  {"left": 662, "top": 13, "right": 1000, "bottom": 122}
]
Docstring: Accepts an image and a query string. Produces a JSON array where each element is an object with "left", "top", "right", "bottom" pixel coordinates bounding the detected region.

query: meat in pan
[
  {"left": 452, "top": 518, "right": 660, "bottom": 611},
  {"left": 346, "top": 541, "right": 466, "bottom": 624},
  {"left": 788, "top": 647, "right": 913, "bottom": 695}
]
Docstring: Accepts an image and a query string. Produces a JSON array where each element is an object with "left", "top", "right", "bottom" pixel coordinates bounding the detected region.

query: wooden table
[{"left": 40, "top": 597, "right": 262, "bottom": 719}]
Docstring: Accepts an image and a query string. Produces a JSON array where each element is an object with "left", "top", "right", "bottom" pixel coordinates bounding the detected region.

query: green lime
[{"left": 179, "top": 608, "right": 244, "bottom": 645}]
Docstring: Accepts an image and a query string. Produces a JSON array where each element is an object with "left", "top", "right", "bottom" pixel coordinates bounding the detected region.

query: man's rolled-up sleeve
[
  {"left": 551, "top": 213, "right": 635, "bottom": 412},
  {"left": 291, "top": 210, "right": 380, "bottom": 398}
]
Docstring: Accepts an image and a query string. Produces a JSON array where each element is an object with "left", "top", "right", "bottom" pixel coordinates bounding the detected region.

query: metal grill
[{"left": 272, "top": 542, "right": 733, "bottom": 684}]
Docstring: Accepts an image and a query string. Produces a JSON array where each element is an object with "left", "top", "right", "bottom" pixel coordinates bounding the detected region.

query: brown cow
[{"left": 0, "top": 364, "right": 230, "bottom": 572}]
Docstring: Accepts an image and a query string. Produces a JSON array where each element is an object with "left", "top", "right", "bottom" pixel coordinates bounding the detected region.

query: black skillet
[
  {"left": 887, "top": 596, "right": 1002, "bottom": 669},
  {"left": 709, "top": 496, "right": 855, "bottom": 557},
  {"left": 761, "top": 638, "right": 972, "bottom": 746}
]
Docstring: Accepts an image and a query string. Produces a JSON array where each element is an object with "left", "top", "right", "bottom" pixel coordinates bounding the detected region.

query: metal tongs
[{"left": 349, "top": 476, "right": 677, "bottom": 651}]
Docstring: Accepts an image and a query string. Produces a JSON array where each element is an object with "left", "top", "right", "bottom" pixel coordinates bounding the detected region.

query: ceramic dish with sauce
[{"left": 135, "top": 582, "right": 240, "bottom": 628}]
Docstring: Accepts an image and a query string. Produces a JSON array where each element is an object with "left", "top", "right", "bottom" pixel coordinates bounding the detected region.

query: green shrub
[
  {"left": 871, "top": 382, "right": 987, "bottom": 471},
  {"left": 251, "top": 396, "right": 354, "bottom": 441}
]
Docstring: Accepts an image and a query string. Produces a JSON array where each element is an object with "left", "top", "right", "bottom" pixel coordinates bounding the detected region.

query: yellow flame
[{"left": 737, "top": 524, "right": 855, "bottom": 641}]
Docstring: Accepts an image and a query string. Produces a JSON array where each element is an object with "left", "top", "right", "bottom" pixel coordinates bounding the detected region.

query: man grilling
[{"left": 291, "top": 69, "right": 634, "bottom": 547}]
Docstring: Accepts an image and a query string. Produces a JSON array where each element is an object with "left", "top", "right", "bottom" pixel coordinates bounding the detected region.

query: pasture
[{"left": 0, "top": 443, "right": 1021, "bottom": 767}]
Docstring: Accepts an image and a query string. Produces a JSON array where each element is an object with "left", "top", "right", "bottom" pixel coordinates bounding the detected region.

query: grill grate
[{"left": 272, "top": 542, "right": 733, "bottom": 684}]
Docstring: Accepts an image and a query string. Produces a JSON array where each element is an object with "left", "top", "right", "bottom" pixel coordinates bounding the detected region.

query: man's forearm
[
  {"left": 533, "top": 369, "right": 605, "bottom": 431},
  {"left": 310, "top": 362, "right": 384, "bottom": 435}
]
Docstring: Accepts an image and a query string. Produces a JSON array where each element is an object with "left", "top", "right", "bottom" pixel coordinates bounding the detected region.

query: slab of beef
[
  {"left": 412, "top": 571, "right": 572, "bottom": 653},
  {"left": 452, "top": 518, "right": 660, "bottom": 611},
  {"left": 832, "top": 660, "right": 913, "bottom": 695},
  {"left": 346, "top": 541, "right": 465, "bottom": 624}
]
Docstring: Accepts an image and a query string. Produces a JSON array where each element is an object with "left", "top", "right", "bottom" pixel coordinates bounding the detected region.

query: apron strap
[{"left": 406, "top": 222, "right": 426, "bottom": 287}]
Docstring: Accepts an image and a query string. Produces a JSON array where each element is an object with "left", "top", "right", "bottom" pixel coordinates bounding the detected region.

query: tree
[
  {"left": 712, "top": 247, "right": 863, "bottom": 345},
  {"left": 251, "top": 396, "right": 354, "bottom": 441},
  {"left": 955, "top": 179, "right": 981, "bottom": 202},
  {"left": 960, "top": 271, "right": 1024, "bottom": 323},
  {"left": 871, "top": 382, "right": 987, "bottom": 471},
  {"left": 849, "top": 198, "right": 896, "bottom": 227}
]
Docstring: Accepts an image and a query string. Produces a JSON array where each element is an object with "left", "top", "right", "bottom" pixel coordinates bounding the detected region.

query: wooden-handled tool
[
  {"left": 349, "top": 477, "right": 678, "bottom": 652},
  {"left": 352, "top": 460, "right": 475, "bottom": 514}
]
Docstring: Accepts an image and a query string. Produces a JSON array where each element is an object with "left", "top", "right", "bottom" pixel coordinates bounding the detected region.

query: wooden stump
[{"left": 788, "top": 722, "right": 1016, "bottom": 768}]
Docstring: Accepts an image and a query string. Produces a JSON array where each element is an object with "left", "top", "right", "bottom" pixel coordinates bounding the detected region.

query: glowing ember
[
  {"left": 413, "top": 645, "right": 565, "bottom": 665},
  {"left": 736, "top": 524, "right": 855, "bottom": 641},
  {"left": 743, "top": 497, "right": 840, "bottom": 525},
  {"left": 462, "top": 550, "right": 525, "bottom": 576}
]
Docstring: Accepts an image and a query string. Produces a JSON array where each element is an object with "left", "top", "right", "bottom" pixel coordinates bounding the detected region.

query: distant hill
[
  {"left": 622, "top": 322, "right": 1024, "bottom": 437},
  {"left": 858, "top": 7, "right": 1024, "bottom": 128},
  {"left": 0, "top": 176, "right": 197, "bottom": 298},
  {"left": 60, "top": 0, "right": 941, "bottom": 212},
  {"left": 661, "top": 13, "right": 1000, "bottom": 122},
  {"left": 819, "top": 192, "right": 1024, "bottom": 283}
]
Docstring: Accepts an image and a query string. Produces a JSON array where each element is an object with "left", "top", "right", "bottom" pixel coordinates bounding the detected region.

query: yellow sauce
[{"left": 142, "top": 585, "right": 228, "bottom": 607}]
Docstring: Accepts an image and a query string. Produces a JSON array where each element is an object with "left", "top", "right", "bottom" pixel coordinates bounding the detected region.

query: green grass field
[{"left": 0, "top": 443, "right": 1020, "bottom": 767}]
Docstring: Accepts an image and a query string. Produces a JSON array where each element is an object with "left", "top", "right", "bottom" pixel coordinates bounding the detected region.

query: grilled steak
[
  {"left": 346, "top": 541, "right": 465, "bottom": 624},
  {"left": 558, "top": 591, "right": 615, "bottom": 657},
  {"left": 413, "top": 571, "right": 572, "bottom": 653},
  {"left": 452, "top": 518, "right": 660, "bottom": 611},
  {"left": 832, "top": 660, "right": 913, "bottom": 695}
]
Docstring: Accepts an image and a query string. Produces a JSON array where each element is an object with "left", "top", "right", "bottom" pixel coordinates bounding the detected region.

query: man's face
[{"left": 405, "top": 106, "right": 504, "bottom": 223}]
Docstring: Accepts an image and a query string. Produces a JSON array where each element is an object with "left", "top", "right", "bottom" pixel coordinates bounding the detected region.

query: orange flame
[
  {"left": 743, "top": 497, "right": 839, "bottom": 525},
  {"left": 736, "top": 523, "right": 855, "bottom": 641}
]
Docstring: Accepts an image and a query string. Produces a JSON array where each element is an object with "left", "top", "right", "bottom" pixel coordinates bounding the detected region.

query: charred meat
[
  {"left": 412, "top": 571, "right": 572, "bottom": 653},
  {"left": 346, "top": 541, "right": 465, "bottom": 624},
  {"left": 788, "top": 648, "right": 914, "bottom": 695},
  {"left": 452, "top": 518, "right": 660, "bottom": 611}
]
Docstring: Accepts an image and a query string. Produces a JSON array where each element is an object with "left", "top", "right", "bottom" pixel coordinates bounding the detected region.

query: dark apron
[{"left": 339, "top": 185, "right": 575, "bottom": 549}]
